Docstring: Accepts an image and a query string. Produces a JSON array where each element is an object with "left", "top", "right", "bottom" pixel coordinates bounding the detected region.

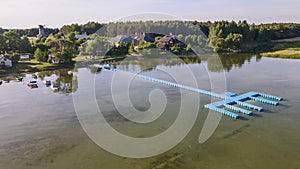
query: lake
[{"left": 0, "top": 54, "right": 299, "bottom": 169}]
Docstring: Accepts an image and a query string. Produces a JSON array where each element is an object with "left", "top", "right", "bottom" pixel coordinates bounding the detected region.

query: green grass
[
  {"left": 262, "top": 48, "right": 300, "bottom": 59},
  {"left": 260, "top": 40, "right": 300, "bottom": 59},
  {"left": 73, "top": 55, "right": 126, "bottom": 63},
  {"left": 0, "top": 55, "right": 128, "bottom": 77},
  {"left": 0, "top": 60, "right": 74, "bottom": 77}
]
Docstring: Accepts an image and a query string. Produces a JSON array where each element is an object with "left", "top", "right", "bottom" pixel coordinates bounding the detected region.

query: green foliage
[
  {"left": 225, "top": 33, "right": 243, "bottom": 49},
  {"left": 60, "top": 22, "right": 103, "bottom": 35},
  {"left": 4, "top": 30, "right": 21, "bottom": 51},
  {"left": 107, "top": 43, "right": 129, "bottom": 56},
  {"left": 34, "top": 48, "right": 47, "bottom": 62},
  {"left": 207, "top": 20, "right": 300, "bottom": 52},
  {"left": 5, "top": 52, "right": 20, "bottom": 63},
  {"left": 138, "top": 40, "right": 156, "bottom": 50},
  {"left": 2, "top": 20, "right": 299, "bottom": 62},
  {"left": 185, "top": 44, "right": 192, "bottom": 52},
  {"left": 19, "top": 36, "right": 33, "bottom": 53},
  {"left": 128, "top": 42, "right": 135, "bottom": 54},
  {"left": 85, "top": 35, "right": 109, "bottom": 56},
  {"left": 0, "top": 34, "right": 6, "bottom": 53}
]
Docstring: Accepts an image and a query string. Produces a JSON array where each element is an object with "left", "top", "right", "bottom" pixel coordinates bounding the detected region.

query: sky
[{"left": 0, "top": 0, "right": 299, "bottom": 29}]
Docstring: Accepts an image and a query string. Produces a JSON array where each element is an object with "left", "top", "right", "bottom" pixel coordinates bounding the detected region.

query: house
[
  {"left": 75, "top": 34, "right": 89, "bottom": 39},
  {"left": 0, "top": 54, "right": 12, "bottom": 68},
  {"left": 157, "top": 35, "right": 184, "bottom": 50},
  {"left": 48, "top": 55, "right": 58, "bottom": 64},
  {"left": 20, "top": 55, "right": 31, "bottom": 61},
  {"left": 134, "top": 33, "right": 155, "bottom": 45},
  {"left": 109, "top": 35, "right": 137, "bottom": 46}
]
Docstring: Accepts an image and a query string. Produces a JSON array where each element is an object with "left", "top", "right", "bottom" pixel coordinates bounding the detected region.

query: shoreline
[
  {"left": 0, "top": 61, "right": 75, "bottom": 78},
  {"left": 261, "top": 48, "right": 300, "bottom": 59}
]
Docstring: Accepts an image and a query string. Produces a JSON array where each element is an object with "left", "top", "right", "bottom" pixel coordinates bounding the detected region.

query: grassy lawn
[
  {"left": 260, "top": 40, "right": 300, "bottom": 59},
  {"left": 73, "top": 55, "right": 126, "bottom": 63},
  {"left": 262, "top": 48, "right": 300, "bottom": 59},
  {"left": 0, "top": 55, "right": 127, "bottom": 77},
  {"left": 0, "top": 60, "right": 74, "bottom": 77}
]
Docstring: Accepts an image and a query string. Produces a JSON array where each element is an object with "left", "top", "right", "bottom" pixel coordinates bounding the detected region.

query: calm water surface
[{"left": 0, "top": 54, "right": 299, "bottom": 169}]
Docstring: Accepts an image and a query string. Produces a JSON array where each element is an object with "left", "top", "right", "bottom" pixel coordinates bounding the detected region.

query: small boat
[
  {"left": 0, "top": 80, "right": 3, "bottom": 85},
  {"left": 93, "top": 64, "right": 103, "bottom": 69},
  {"left": 43, "top": 80, "right": 51, "bottom": 86},
  {"left": 32, "top": 74, "right": 38, "bottom": 79},
  {"left": 67, "top": 71, "right": 73, "bottom": 75},
  {"left": 27, "top": 80, "right": 38, "bottom": 88},
  {"left": 50, "top": 84, "right": 60, "bottom": 92},
  {"left": 16, "top": 76, "right": 23, "bottom": 81}
]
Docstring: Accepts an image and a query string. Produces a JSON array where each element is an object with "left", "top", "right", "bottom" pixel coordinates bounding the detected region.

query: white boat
[
  {"left": 43, "top": 80, "right": 51, "bottom": 86},
  {"left": 93, "top": 64, "right": 103, "bottom": 69},
  {"left": 27, "top": 80, "right": 38, "bottom": 88},
  {"left": 50, "top": 84, "right": 60, "bottom": 92}
]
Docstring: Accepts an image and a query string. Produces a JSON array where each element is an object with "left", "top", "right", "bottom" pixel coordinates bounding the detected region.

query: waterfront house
[
  {"left": 157, "top": 35, "right": 184, "bottom": 50},
  {"left": 20, "top": 55, "right": 31, "bottom": 61},
  {"left": 134, "top": 33, "right": 155, "bottom": 45},
  {"left": 75, "top": 34, "right": 89, "bottom": 39},
  {"left": 0, "top": 54, "right": 12, "bottom": 68},
  {"left": 109, "top": 35, "right": 137, "bottom": 46}
]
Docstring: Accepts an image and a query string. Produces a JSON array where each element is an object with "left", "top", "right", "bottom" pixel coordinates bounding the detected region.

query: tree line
[{"left": 1, "top": 20, "right": 300, "bottom": 63}]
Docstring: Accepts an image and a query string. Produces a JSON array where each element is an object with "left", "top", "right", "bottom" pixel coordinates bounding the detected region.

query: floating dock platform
[{"left": 102, "top": 65, "right": 283, "bottom": 119}]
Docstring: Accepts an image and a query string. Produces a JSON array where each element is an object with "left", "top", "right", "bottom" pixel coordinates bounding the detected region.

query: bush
[{"left": 5, "top": 52, "right": 20, "bottom": 63}]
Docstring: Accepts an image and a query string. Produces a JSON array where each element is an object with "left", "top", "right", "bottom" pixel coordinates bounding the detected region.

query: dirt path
[{"left": 273, "top": 37, "right": 300, "bottom": 42}]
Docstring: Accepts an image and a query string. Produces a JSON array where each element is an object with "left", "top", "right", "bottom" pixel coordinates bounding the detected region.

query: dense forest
[{"left": 1, "top": 20, "right": 300, "bottom": 64}]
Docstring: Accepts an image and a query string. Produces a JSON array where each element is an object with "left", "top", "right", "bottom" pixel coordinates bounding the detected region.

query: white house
[
  {"left": 75, "top": 34, "right": 89, "bottom": 39},
  {"left": 20, "top": 55, "right": 30, "bottom": 60},
  {"left": 0, "top": 54, "right": 12, "bottom": 67}
]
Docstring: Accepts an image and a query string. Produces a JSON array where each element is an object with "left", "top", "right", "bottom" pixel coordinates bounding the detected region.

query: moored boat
[
  {"left": 93, "top": 64, "right": 103, "bottom": 70},
  {"left": 43, "top": 80, "right": 51, "bottom": 86},
  {"left": 50, "top": 84, "right": 60, "bottom": 92},
  {"left": 16, "top": 76, "right": 23, "bottom": 81},
  {"left": 27, "top": 80, "right": 38, "bottom": 88},
  {"left": 32, "top": 74, "right": 38, "bottom": 79}
]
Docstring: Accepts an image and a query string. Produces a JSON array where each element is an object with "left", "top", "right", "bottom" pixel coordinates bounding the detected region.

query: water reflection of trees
[
  {"left": 207, "top": 53, "right": 257, "bottom": 72},
  {"left": 83, "top": 53, "right": 260, "bottom": 74},
  {"left": 38, "top": 69, "right": 78, "bottom": 94},
  {"left": 113, "top": 56, "right": 201, "bottom": 72}
]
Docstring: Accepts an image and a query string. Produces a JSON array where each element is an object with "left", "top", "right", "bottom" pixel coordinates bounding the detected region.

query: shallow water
[{"left": 0, "top": 54, "right": 299, "bottom": 169}]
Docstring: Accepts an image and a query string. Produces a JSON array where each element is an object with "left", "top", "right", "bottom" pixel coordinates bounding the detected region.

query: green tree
[
  {"left": 185, "top": 44, "right": 192, "bottom": 52},
  {"left": 34, "top": 48, "right": 47, "bottom": 62},
  {"left": 0, "top": 34, "right": 6, "bottom": 53},
  {"left": 4, "top": 30, "right": 21, "bottom": 51},
  {"left": 128, "top": 42, "right": 135, "bottom": 54},
  {"left": 19, "top": 36, "right": 32, "bottom": 53},
  {"left": 225, "top": 33, "right": 243, "bottom": 49},
  {"left": 5, "top": 52, "right": 20, "bottom": 63}
]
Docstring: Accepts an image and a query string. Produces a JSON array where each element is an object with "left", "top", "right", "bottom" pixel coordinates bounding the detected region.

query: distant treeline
[
  {"left": 2, "top": 20, "right": 299, "bottom": 39},
  {"left": 0, "top": 27, "right": 59, "bottom": 37},
  {"left": 1, "top": 20, "right": 300, "bottom": 52}
]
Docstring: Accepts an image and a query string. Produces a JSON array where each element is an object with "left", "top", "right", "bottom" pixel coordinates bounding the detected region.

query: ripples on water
[{"left": 0, "top": 54, "right": 300, "bottom": 169}]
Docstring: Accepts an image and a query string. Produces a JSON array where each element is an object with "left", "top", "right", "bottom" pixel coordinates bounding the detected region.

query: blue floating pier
[
  {"left": 102, "top": 65, "right": 283, "bottom": 119},
  {"left": 224, "top": 104, "right": 253, "bottom": 116}
]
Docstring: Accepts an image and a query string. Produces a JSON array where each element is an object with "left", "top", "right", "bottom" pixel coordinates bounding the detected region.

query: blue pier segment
[
  {"left": 235, "top": 101, "right": 264, "bottom": 112},
  {"left": 249, "top": 97, "right": 279, "bottom": 106},
  {"left": 223, "top": 104, "right": 253, "bottom": 116},
  {"left": 205, "top": 105, "right": 240, "bottom": 119},
  {"left": 258, "top": 93, "right": 283, "bottom": 101},
  {"left": 101, "top": 65, "right": 283, "bottom": 119},
  {"left": 103, "top": 65, "right": 112, "bottom": 70}
]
